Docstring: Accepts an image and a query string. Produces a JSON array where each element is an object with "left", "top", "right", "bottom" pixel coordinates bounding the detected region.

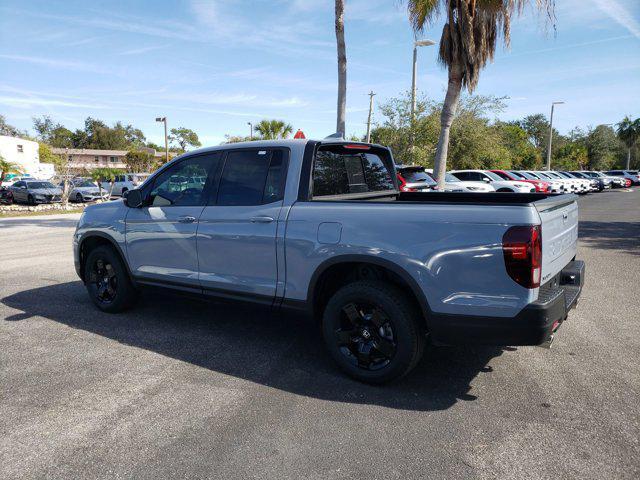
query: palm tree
[
  {"left": 254, "top": 120, "right": 294, "bottom": 140},
  {"left": 335, "top": 0, "right": 347, "bottom": 137},
  {"left": 0, "top": 155, "right": 22, "bottom": 185},
  {"left": 616, "top": 116, "right": 639, "bottom": 170},
  {"left": 405, "top": 0, "right": 554, "bottom": 189}
]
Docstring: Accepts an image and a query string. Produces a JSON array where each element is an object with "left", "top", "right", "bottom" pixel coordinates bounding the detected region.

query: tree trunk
[
  {"left": 433, "top": 62, "right": 463, "bottom": 190},
  {"left": 335, "top": 0, "right": 347, "bottom": 137},
  {"left": 627, "top": 147, "right": 631, "bottom": 170}
]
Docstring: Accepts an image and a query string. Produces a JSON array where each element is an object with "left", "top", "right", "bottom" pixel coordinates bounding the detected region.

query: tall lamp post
[
  {"left": 247, "top": 122, "right": 253, "bottom": 140},
  {"left": 545, "top": 102, "right": 564, "bottom": 171},
  {"left": 410, "top": 39, "right": 435, "bottom": 157},
  {"left": 155, "top": 117, "right": 168, "bottom": 164}
]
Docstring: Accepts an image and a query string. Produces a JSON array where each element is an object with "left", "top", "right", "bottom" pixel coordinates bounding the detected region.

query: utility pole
[
  {"left": 365, "top": 91, "right": 376, "bottom": 143},
  {"left": 545, "top": 102, "right": 564, "bottom": 171},
  {"left": 155, "top": 117, "right": 168, "bottom": 164},
  {"left": 247, "top": 122, "right": 253, "bottom": 140}
]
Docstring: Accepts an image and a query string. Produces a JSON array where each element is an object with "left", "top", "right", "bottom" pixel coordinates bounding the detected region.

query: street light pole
[
  {"left": 155, "top": 117, "right": 168, "bottom": 164},
  {"left": 545, "top": 102, "right": 564, "bottom": 171},
  {"left": 247, "top": 122, "right": 253, "bottom": 140},
  {"left": 365, "top": 91, "right": 376, "bottom": 143},
  {"left": 410, "top": 39, "right": 435, "bottom": 159}
]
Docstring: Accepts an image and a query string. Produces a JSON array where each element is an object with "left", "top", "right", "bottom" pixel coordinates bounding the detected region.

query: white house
[{"left": 0, "top": 135, "right": 55, "bottom": 179}]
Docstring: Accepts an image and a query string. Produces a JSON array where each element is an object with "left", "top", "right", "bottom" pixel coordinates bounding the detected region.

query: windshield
[
  {"left": 547, "top": 172, "right": 563, "bottom": 179},
  {"left": 78, "top": 180, "right": 97, "bottom": 187},
  {"left": 534, "top": 172, "right": 553, "bottom": 180},
  {"left": 519, "top": 171, "right": 539, "bottom": 180},
  {"left": 401, "top": 170, "right": 436, "bottom": 184},
  {"left": 27, "top": 182, "right": 56, "bottom": 189},
  {"left": 508, "top": 171, "right": 526, "bottom": 179},
  {"left": 627, "top": 171, "right": 638, "bottom": 175},
  {"left": 492, "top": 171, "right": 512, "bottom": 180},
  {"left": 481, "top": 171, "right": 503, "bottom": 181}
]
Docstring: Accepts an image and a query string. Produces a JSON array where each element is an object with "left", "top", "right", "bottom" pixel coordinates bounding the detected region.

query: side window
[
  {"left": 216, "top": 149, "right": 287, "bottom": 206},
  {"left": 14, "top": 181, "right": 25, "bottom": 188},
  {"left": 453, "top": 172, "right": 469, "bottom": 181},
  {"left": 312, "top": 147, "right": 395, "bottom": 197},
  {"left": 149, "top": 153, "right": 220, "bottom": 207}
]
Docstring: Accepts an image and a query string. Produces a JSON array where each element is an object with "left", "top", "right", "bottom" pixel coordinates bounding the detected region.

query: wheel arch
[
  {"left": 78, "top": 231, "right": 134, "bottom": 284},
  {"left": 306, "top": 255, "right": 431, "bottom": 329}
]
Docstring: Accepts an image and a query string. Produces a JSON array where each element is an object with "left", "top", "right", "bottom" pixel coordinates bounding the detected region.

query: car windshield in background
[
  {"left": 26, "top": 182, "right": 56, "bottom": 189},
  {"left": 519, "top": 172, "right": 539, "bottom": 180},
  {"left": 628, "top": 171, "right": 638, "bottom": 175},
  {"left": 483, "top": 171, "right": 504, "bottom": 181},
  {"left": 79, "top": 180, "right": 97, "bottom": 187},
  {"left": 402, "top": 170, "right": 435, "bottom": 184},
  {"left": 492, "top": 171, "right": 511, "bottom": 180}
]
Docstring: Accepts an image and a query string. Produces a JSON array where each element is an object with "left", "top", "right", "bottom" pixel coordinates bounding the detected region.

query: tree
[
  {"left": 38, "top": 143, "right": 60, "bottom": 164},
  {"left": 90, "top": 167, "right": 120, "bottom": 199},
  {"left": 497, "top": 122, "right": 542, "bottom": 169},
  {"left": 222, "top": 134, "right": 252, "bottom": 144},
  {"left": 586, "top": 125, "right": 620, "bottom": 171},
  {"left": 616, "top": 116, "right": 639, "bottom": 170},
  {"left": 335, "top": 0, "right": 347, "bottom": 137},
  {"left": 405, "top": 0, "right": 554, "bottom": 189},
  {"left": 254, "top": 120, "right": 293, "bottom": 140},
  {"left": 0, "top": 114, "right": 28, "bottom": 138},
  {"left": 125, "top": 150, "right": 154, "bottom": 173},
  {"left": 0, "top": 154, "right": 23, "bottom": 184},
  {"left": 169, "top": 127, "right": 202, "bottom": 152}
]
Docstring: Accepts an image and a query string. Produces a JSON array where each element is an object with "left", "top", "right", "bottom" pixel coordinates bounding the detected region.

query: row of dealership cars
[
  {"left": 396, "top": 167, "right": 640, "bottom": 194},
  {"left": 0, "top": 174, "right": 150, "bottom": 205}
]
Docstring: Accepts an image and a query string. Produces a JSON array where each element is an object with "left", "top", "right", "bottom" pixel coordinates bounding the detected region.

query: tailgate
[{"left": 535, "top": 195, "right": 579, "bottom": 285}]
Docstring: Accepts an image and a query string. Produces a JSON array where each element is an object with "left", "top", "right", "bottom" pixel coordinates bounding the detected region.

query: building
[
  {"left": 0, "top": 135, "right": 55, "bottom": 179},
  {"left": 51, "top": 147, "right": 165, "bottom": 172}
]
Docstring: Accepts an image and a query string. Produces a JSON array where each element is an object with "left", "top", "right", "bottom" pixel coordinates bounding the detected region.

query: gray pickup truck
[{"left": 73, "top": 139, "right": 584, "bottom": 383}]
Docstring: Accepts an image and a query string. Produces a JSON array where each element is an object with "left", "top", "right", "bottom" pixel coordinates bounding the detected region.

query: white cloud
[
  {"left": 0, "top": 54, "right": 113, "bottom": 74},
  {"left": 118, "top": 45, "right": 167, "bottom": 56},
  {"left": 592, "top": 0, "right": 640, "bottom": 39}
]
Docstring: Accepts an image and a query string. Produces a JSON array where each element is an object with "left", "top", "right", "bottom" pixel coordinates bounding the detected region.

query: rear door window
[
  {"left": 216, "top": 149, "right": 288, "bottom": 206},
  {"left": 312, "top": 146, "right": 395, "bottom": 198}
]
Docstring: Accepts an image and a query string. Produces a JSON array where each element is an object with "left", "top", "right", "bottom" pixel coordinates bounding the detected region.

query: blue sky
[{"left": 1, "top": 0, "right": 639, "bottom": 146}]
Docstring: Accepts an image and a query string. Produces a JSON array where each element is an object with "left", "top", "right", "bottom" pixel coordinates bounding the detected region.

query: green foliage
[
  {"left": 0, "top": 154, "right": 23, "bottom": 183},
  {"left": 254, "top": 119, "right": 293, "bottom": 140},
  {"left": 125, "top": 150, "right": 154, "bottom": 173},
  {"left": 169, "top": 127, "right": 202, "bottom": 152},
  {"left": 496, "top": 123, "right": 542, "bottom": 169},
  {"left": 222, "top": 135, "right": 252, "bottom": 144},
  {"left": 586, "top": 125, "right": 622, "bottom": 171},
  {"left": 0, "top": 114, "right": 28, "bottom": 138}
]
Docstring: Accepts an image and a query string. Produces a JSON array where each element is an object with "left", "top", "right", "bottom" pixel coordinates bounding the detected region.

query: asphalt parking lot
[{"left": 1, "top": 189, "right": 639, "bottom": 480}]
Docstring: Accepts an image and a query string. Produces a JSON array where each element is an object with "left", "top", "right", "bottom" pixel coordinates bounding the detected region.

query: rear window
[
  {"left": 400, "top": 169, "right": 436, "bottom": 184},
  {"left": 312, "top": 146, "right": 395, "bottom": 197}
]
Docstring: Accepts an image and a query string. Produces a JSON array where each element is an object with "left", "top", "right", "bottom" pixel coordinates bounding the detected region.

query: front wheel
[
  {"left": 75, "top": 192, "right": 84, "bottom": 203},
  {"left": 322, "top": 281, "right": 425, "bottom": 384},
  {"left": 27, "top": 194, "right": 35, "bottom": 205},
  {"left": 84, "top": 245, "right": 138, "bottom": 313}
]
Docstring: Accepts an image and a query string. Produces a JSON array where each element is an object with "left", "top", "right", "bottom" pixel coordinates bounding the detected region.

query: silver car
[
  {"left": 66, "top": 179, "right": 110, "bottom": 203},
  {"left": 9, "top": 179, "right": 62, "bottom": 205}
]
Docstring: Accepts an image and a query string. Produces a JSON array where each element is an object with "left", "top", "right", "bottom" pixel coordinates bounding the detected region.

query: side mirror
[
  {"left": 483, "top": 177, "right": 491, "bottom": 183},
  {"left": 124, "top": 189, "right": 143, "bottom": 208}
]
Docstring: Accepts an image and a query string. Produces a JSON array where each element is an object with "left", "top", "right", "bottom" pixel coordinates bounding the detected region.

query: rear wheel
[
  {"left": 322, "top": 281, "right": 425, "bottom": 384},
  {"left": 75, "top": 192, "right": 84, "bottom": 203},
  {"left": 27, "top": 194, "right": 35, "bottom": 205},
  {"left": 84, "top": 245, "right": 137, "bottom": 313}
]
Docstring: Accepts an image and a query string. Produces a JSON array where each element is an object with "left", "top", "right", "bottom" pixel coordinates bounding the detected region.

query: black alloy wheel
[
  {"left": 335, "top": 302, "right": 397, "bottom": 370},
  {"left": 76, "top": 192, "right": 84, "bottom": 203},
  {"left": 89, "top": 257, "right": 118, "bottom": 305},
  {"left": 28, "top": 194, "right": 35, "bottom": 205}
]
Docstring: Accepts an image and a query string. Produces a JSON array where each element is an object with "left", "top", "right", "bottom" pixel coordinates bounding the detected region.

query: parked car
[
  {"left": 553, "top": 171, "right": 591, "bottom": 193},
  {"left": 0, "top": 187, "right": 13, "bottom": 204},
  {"left": 515, "top": 171, "right": 564, "bottom": 193},
  {"left": 74, "top": 139, "right": 584, "bottom": 383},
  {"left": 65, "top": 179, "right": 110, "bottom": 203},
  {"left": 528, "top": 171, "right": 574, "bottom": 193},
  {"left": 0, "top": 174, "right": 33, "bottom": 188},
  {"left": 450, "top": 170, "right": 535, "bottom": 192},
  {"left": 577, "top": 171, "right": 611, "bottom": 190},
  {"left": 490, "top": 170, "right": 550, "bottom": 192},
  {"left": 604, "top": 170, "right": 640, "bottom": 186},
  {"left": 568, "top": 171, "right": 601, "bottom": 191},
  {"left": 424, "top": 169, "right": 496, "bottom": 192},
  {"left": 9, "top": 179, "right": 63, "bottom": 205},
  {"left": 396, "top": 165, "right": 437, "bottom": 192},
  {"left": 101, "top": 173, "right": 151, "bottom": 196}
]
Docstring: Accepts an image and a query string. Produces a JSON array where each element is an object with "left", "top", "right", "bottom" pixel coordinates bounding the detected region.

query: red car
[{"left": 490, "top": 170, "right": 551, "bottom": 192}]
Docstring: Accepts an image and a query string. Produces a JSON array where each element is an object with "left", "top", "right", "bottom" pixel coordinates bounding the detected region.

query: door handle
[
  {"left": 250, "top": 216, "right": 274, "bottom": 223},
  {"left": 178, "top": 215, "right": 197, "bottom": 223}
]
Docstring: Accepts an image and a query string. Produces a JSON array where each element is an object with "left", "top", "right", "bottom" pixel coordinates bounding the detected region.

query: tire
[
  {"left": 496, "top": 188, "right": 512, "bottom": 193},
  {"left": 121, "top": 187, "right": 128, "bottom": 196},
  {"left": 322, "top": 280, "right": 425, "bottom": 384},
  {"left": 84, "top": 245, "right": 138, "bottom": 313},
  {"left": 76, "top": 192, "right": 84, "bottom": 203},
  {"left": 27, "top": 194, "right": 35, "bottom": 205}
]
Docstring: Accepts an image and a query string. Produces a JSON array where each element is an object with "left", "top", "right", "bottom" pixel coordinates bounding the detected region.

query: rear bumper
[{"left": 429, "top": 260, "right": 585, "bottom": 346}]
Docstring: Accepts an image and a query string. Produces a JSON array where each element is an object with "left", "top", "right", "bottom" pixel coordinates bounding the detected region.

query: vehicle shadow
[
  {"left": 579, "top": 221, "right": 640, "bottom": 255},
  {"left": 2, "top": 281, "right": 506, "bottom": 412}
]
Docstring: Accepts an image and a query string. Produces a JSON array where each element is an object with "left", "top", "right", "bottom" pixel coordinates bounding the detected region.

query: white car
[
  {"left": 101, "top": 173, "right": 150, "bottom": 196},
  {"left": 425, "top": 169, "right": 495, "bottom": 192},
  {"left": 523, "top": 171, "right": 566, "bottom": 193},
  {"left": 449, "top": 170, "right": 535, "bottom": 193}
]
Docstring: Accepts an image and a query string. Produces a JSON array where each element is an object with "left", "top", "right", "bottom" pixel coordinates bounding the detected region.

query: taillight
[
  {"left": 502, "top": 225, "right": 542, "bottom": 289},
  {"left": 397, "top": 173, "right": 416, "bottom": 192}
]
